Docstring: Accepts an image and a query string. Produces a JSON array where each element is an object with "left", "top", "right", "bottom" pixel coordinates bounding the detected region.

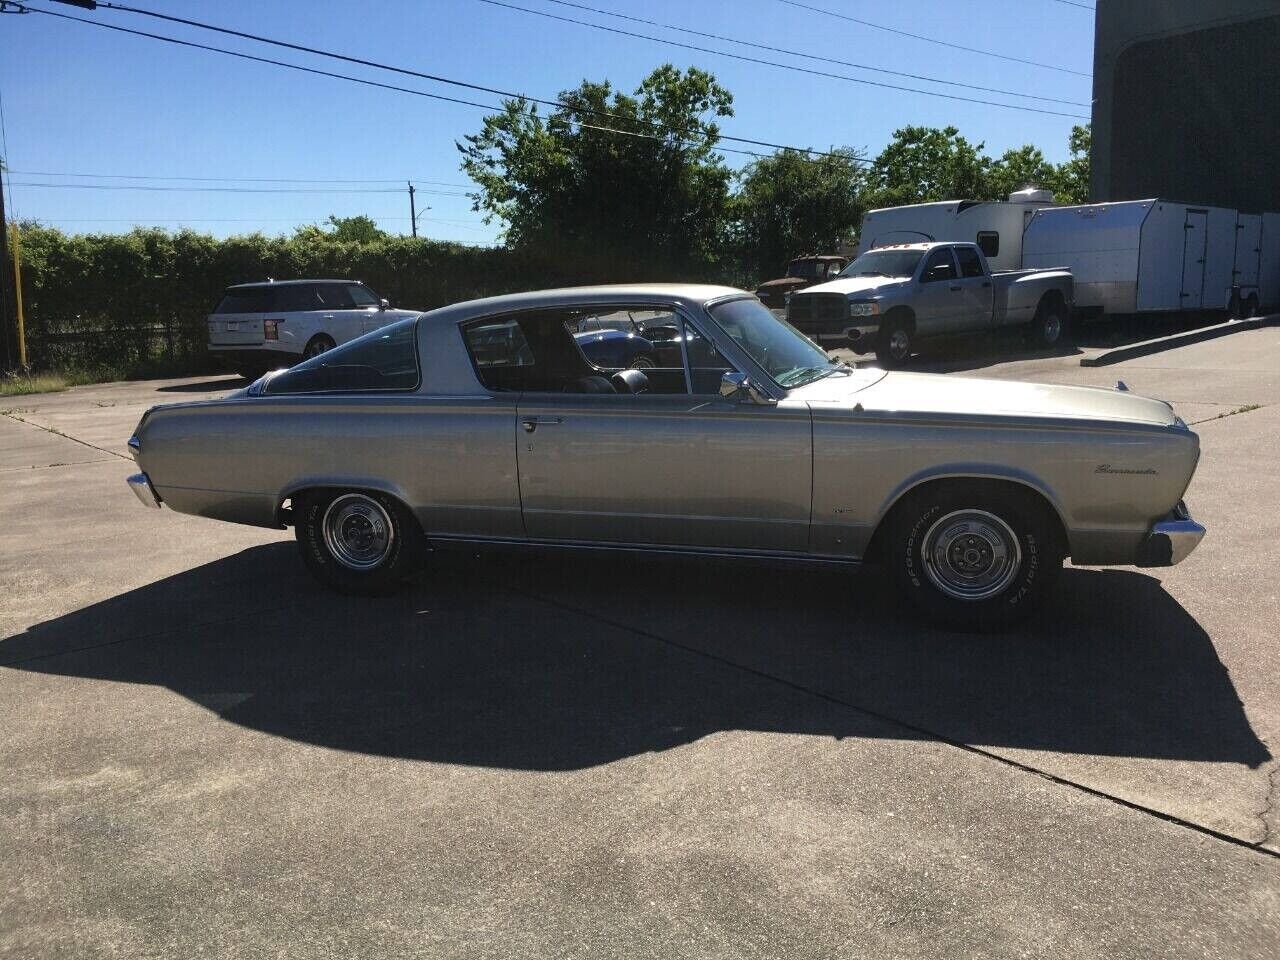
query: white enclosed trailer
[
  {"left": 856, "top": 189, "right": 1057, "bottom": 273},
  {"left": 1022, "top": 199, "right": 1258, "bottom": 316}
]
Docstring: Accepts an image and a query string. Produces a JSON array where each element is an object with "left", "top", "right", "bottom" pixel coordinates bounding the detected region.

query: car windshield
[
  {"left": 705, "top": 297, "right": 835, "bottom": 389},
  {"left": 839, "top": 249, "right": 924, "bottom": 279}
]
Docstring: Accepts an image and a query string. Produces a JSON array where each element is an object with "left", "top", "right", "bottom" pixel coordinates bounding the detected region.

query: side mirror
[
  {"left": 379, "top": 298, "right": 390, "bottom": 310},
  {"left": 720, "top": 371, "right": 770, "bottom": 404}
]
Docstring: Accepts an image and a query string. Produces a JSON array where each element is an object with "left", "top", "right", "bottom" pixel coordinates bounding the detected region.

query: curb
[{"left": 1080, "top": 315, "right": 1279, "bottom": 367}]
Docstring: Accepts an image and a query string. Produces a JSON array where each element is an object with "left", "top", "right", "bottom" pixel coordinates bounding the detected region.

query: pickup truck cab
[{"left": 785, "top": 242, "right": 1073, "bottom": 366}]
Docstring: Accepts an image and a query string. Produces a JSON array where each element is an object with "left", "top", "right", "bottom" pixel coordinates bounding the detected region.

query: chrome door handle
[{"left": 522, "top": 416, "right": 563, "bottom": 432}]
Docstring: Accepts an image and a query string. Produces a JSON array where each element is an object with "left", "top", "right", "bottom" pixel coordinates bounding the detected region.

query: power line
[
  {"left": 7, "top": 169, "right": 474, "bottom": 188},
  {"left": 524, "top": 0, "right": 1088, "bottom": 106},
  {"left": 1047, "top": 0, "right": 1094, "bottom": 10},
  {"left": 23, "top": 3, "right": 870, "bottom": 164},
  {"left": 9, "top": 182, "right": 421, "bottom": 194},
  {"left": 774, "top": 0, "right": 1092, "bottom": 78},
  {"left": 474, "top": 0, "right": 1088, "bottom": 119}
]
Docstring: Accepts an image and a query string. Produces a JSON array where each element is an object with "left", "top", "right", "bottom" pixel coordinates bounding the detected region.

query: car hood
[
  {"left": 756, "top": 277, "right": 808, "bottom": 292},
  {"left": 792, "top": 370, "right": 1178, "bottom": 426},
  {"left": 797, "top": 276, "right": 908, "bottom": 298}
]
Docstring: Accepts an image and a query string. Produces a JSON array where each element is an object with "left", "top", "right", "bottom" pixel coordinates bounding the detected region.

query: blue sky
[{"left": 0, "top": 0, "right": 1095, "bottom": 244}]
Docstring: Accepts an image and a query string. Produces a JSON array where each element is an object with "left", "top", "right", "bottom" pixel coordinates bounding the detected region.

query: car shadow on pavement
[
  {"left": 154, "top": 377, "right": 248, "bottom": 393},
  {"left": 0, "top": 543, "right": 1269, "bottom": 772}
]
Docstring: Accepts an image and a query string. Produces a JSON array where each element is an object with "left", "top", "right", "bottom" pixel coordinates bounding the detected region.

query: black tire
[
  {"left": 303, "top": 334, "right": 336, "bottom": 360},
  {"left": 875, "top": 316, "right": 913, "bottom": 367},
  {"left": 1245, "top": 295, "right": 1260, "bottom": 319},
  {"left": 294, "top": 489, "right": 423, "bottom": 595},
  {"left": 884, "top": 481, "right": 1064, "bottom": 628},
  {"left": 1027, "top": 298, "right": 1068, "bottom": 350},
  {"left": 1227, "top": 294, "right": 1243, "bottom": 320}
]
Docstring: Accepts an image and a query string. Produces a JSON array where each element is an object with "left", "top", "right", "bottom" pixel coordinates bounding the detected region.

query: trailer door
[
  {"left": 1180, "top": 210, "right": 1208, "bottom": 309},
  {"left": 1235, "top": 214, "right": 1263, "bottom": 291}
]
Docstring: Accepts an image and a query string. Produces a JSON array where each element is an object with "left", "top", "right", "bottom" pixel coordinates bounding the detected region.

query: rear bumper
[
  {"left": 1135, "top": 502, "right": 1205, "bottom": 567},
  {"left": 208, "top": 346, "right": 302, "bottom": 371},
  {"left": 126, "top": 472, "right": 162, "bottom": 509}
]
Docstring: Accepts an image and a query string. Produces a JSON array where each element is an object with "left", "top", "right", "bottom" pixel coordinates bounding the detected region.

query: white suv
[{"left": 207, "top": 279, "right": 421, "bottom": 379}]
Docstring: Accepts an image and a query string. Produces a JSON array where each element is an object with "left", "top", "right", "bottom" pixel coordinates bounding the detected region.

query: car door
[
  {"left": 952, "top": 245, "right": 995, "bottom": 331},
  {"left": 488, "top": 306, "right": 813, "bottom": 552},
  {"left": 914, "top": 247, "right": 963, "bottom": 336},
  {"left": 345, "top": 283, "right": 393, "bottom": 336},
  {"left": 312, "top": 283, "right": 363, "bottom": 345}
]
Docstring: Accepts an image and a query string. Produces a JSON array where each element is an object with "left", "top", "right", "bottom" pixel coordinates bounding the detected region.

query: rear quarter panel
[{"left": 136, "top": 395, "right": 522, "bottom": 538}]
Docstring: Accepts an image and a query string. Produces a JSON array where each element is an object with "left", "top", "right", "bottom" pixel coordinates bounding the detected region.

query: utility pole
[
  {"left": 408, "top": 181, "right": 417, "bottom": 238},
  {"left": 0, "top": 161, "right": 18, "bottom": 371}
]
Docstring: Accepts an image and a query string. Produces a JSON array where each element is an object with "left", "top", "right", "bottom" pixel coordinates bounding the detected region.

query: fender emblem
[{"left": 1095, "top": 464, "right": 1158, "bottom": 476}]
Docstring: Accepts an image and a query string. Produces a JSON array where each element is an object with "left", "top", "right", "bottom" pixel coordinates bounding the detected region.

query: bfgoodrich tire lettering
[
  {"left": 888, "top": 482, "right": 1063, "bottom": 627},
  {"left": 294, "top": 489, "right": 422, "bottom": 595}
]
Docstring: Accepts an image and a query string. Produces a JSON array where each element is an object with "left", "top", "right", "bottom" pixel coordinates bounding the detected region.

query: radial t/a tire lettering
[{"left": 294, "top": 489, "right": 423, "bottom": 595}]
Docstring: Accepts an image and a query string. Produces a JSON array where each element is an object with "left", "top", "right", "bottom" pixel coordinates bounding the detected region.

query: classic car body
[
  {"left": 754, "top": 255, "right": 850, "bottom": 309},
  {"left": 127, "top": 284, "right": 1205, "bottom": 622}
]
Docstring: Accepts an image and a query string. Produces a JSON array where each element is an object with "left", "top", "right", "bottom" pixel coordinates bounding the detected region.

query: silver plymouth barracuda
[{"left": 126, "top": 284, "right": 1205, "bottom": 625}]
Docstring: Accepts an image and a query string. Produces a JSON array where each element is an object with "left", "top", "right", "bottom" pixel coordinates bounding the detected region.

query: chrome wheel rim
[
  {"left": 1042, "top": 313, "right": 1061, "bottom": 343},
  {"left": 322, "top": 494, "right": 394, "bottom": 570},
  {"left": 630, "top": 356, "right": 655, "bottom": 369},
  {"left": 305, "top": 339, "right": 331, "bottom": 359},
  {"left": 889, "top": 329, "right": 910, "bottom": 360},
  {"left": 922, "top": 509, "right": 1021, "bottom": 602}
]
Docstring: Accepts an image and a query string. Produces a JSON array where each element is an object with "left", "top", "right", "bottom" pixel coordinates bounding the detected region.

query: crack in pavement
[
  {"left": 1255, "top": 739, "right": 1279, "bottom": 849},
  {"left": 1, "top": 412, "right": 132, "bottom": 462},
  {"left": 501, "top": 582, "right": 1280, "bottom": 864},
  {"left": 0, "top": 457, "right": 121, "bottom": 474},
  {"left": 1188, "top": 404, "right": 1267, "bottom": 426}
]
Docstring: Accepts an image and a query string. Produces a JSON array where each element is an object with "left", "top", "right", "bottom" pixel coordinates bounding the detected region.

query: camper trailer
[
  {"left": 1022, "top": 200, "right": 1271, "bottom": 317},
  {"left": 856, "top": 188, "right": 1058, "bottom": 273}
]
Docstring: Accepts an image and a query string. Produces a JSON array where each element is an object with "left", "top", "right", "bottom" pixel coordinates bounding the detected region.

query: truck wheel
[
  {"left": 1245, "top": 295, "right": 1260, "bottom": 319},
  {"left": 629, "top": 354, "right": 656, "bottom": 370},
  {"left": 875, "top": 319, "right": 913, "bottom": 367},
  {"left": 294, "top": 489, "right": 423, "bottom": 595},
  {"left": 303, "top": 334, "right": 336, "bottom": 360},
  {"left": 884, "top": 482, "right": 1063, "bottom": 628},
  {"left": 1027, "top": 300, "right": 1066, "bottom": 349}
]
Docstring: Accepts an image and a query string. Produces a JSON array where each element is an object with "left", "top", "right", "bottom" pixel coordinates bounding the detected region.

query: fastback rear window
[{"left": 263, "top": 319, "right": 420, "bottom": 394}]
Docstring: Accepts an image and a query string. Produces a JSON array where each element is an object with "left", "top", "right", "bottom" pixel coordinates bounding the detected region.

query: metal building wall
[{"left": 1091, "top": 0, "right": 1280, "bottom": 212}]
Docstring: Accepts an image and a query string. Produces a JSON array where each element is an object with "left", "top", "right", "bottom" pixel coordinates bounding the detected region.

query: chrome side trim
[
  {"left": 426, "top": 534, "right": 863, "bottom": 567},
  {"left": 1136, "top": 502, "right": 1205, "bottom": 567},
  {"left": 127, "top": 435, "right": 141, "bottom": 460},
  {"left": 126, "top": 472, "right": 162, "bottom": 509}
]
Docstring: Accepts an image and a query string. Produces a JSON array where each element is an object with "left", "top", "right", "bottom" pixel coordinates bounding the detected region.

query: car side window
[
  {"left": 263, "top": 319, "right": 420, "bottom": 394},
  {"left": 213, "top": 288, "right": 271, "bottom": 314},
  {"left": 347, "top": 284, "right": 380, "bottom": 308},
  {"left": 275, "top": 284, "right": 319, "bottom": 312},
  {"left": 682, "top": 321, "right": 734, "bottom": 395},
  {"left": 955, "top": 246, "right": 985, "bottom": 279},
  {"left": 976, "top": 231, "right": 1000, "bottom": 258},
  {"left": 315, "top": 284, "right": 356, "bottom": 310},
  {"left": 462, "top": 306, "right": 699, "bottom": 396},
  {"left": 920, "top": 248, "right": 958, "bottom": 283}
]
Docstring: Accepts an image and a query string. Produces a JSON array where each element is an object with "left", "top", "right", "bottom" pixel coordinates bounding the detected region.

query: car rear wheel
[
  {"left": 303, "top": 334, "right": 336, "bottom": 360},
  {"left": 1027, "top": 299, "right": 1067, "bottom": 349},
  {"left": 294, "top": 489, "right": 423, "bottom": 595},
  {"left": 629, "top": 354, "right": 656, "bottom": 370},
  {"left": 884, "top": 482, "right": 1063, "bottom": 627}
]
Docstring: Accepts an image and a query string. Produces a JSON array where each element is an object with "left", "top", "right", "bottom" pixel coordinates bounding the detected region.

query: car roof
[
  {"left": 224, "top": 279, "right": 360, "bottom": 290},
  {"left": 416, "top": 283, "right": 748, "bottom": 326},
  {"left": 867, "top": 241, "right": 968, "bottom": 251}
]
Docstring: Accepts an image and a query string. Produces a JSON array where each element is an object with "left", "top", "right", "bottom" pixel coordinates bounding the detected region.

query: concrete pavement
[{"left": 2, "top": 336, "right": 1278, "bottom": 958}]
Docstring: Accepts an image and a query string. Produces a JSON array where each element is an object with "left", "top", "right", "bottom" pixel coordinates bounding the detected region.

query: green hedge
[{"left": 13, "top": 226, "right": 740, "bottom": 372}]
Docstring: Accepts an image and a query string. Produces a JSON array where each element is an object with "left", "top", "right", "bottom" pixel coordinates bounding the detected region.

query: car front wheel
[
  {"left": 294, "top": 489, "right": 422, "bottom": 595},
  {"left": 885, "top": 482, "right": 1063, "bottom": 627},
  {"left": 875, "top": 318, "right": 913, "bottom": 367}
]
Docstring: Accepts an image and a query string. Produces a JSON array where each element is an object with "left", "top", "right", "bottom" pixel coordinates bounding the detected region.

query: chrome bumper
[
  {"left": 1136, "top": 502, "right": 1204, "bottom": 567},
  {"left": 126, "top": 472, "right": 162, "bottom": 509}
]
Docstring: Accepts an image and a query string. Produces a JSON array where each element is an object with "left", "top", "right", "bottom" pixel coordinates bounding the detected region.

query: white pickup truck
[{"left": 785, "top": 242, "right": 1073, "bottom": 366}]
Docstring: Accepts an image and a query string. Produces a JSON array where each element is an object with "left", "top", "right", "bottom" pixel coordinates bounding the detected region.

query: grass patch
[{"left": 1, "top": 357, "right": 217, "bottom": 396}]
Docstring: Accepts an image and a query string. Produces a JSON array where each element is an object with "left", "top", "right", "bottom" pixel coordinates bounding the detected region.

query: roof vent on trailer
[{"left": 1008, "top": 187, "right": 1055, "bottom": 203}]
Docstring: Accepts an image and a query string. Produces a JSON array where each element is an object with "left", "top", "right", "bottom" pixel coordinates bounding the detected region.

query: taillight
[{"left": 264, "top": 319, "right": 281, "bottom": 340}]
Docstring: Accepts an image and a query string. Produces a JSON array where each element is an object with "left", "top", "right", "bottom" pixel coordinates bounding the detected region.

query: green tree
[
  {"left": 732, "top": 148, "right": 868, "bottom": 280},
  {"left": 1048, "top": 124, "right": 1091, "bottom": 205},
  {"left": 292, "top": 215, "right": 387, "bottom": 244},
  {"left": 988, "top": 145, "right": 1057, "bottom": 200},
  {"left": 458, "top": 65, "right": 735, "bottom": 277},
  {"left": 862, "top": 126, "right": 996, "bottom": 209}
]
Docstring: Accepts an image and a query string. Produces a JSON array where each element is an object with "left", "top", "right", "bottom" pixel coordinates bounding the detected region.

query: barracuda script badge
[{"left": 1095, "top": 464, "right": 1158, "bottom": 476}]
